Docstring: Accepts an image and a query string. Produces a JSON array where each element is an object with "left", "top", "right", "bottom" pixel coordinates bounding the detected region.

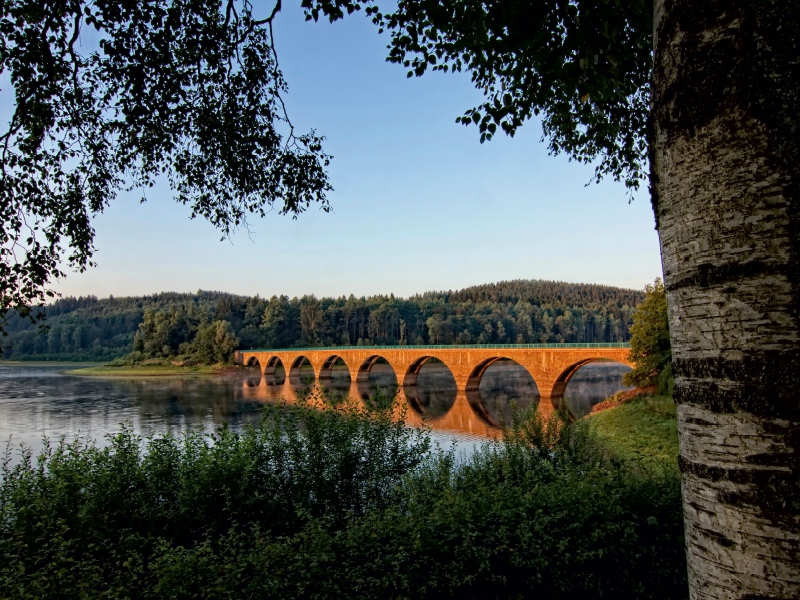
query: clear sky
[{"left": 52, "top": 2, "right": 663, "bottom": 300}]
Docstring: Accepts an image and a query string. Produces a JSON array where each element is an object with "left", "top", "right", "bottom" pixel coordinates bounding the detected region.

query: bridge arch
[
  {"left": 246, "top": 356, "right": 261, "bottom": 368},
  {"left": 355, "top": 355, "right": 399, "bottom": 401},
  {"left": 318, "top": 355, "right": 353, "bottom": 398},
  {"left": 357, "top": 355, "right": 394, "bottom": 381},
  {"left": 548, "top": 358, "right": 633, "bottom": 413},
  {"left": 402, "top": 356, "right": 457, "bottom": 419},
  {"left": 403, "top": 355, "right": 435, "bottom": 387},
  {"left": 288, "top": 356, "right": 315, "bottom": 386},
  {"left": 550, "top": 359, "right": 596, "bottom": 401},
  {"left": 319, "top": 355, "right": 350, "bottom": 380},
  {"left": 465, "top": 357, "right": 507, "bottom": 391},
  {"left": 465, "top": 357, "right": 541, "bottom": 427},
  {"left": 264, "top": 356, "right": 286, "bottom": 385}
]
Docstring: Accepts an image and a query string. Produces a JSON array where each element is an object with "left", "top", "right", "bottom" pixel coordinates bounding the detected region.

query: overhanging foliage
[{"left": 0, "top": 0, "right": 331, "bottom": 334}]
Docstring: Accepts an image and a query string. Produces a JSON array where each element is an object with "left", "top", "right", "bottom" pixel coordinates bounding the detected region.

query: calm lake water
[{"left": 0, "top": 361, "right": 632, "bottom": 459}]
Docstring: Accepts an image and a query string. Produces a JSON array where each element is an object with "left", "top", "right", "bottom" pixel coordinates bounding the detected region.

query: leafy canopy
[
  {"left": 0, "top": 0, "right": 331, "bottom": 332},
  {"left": 305, "top": 0, "right": 652, "bottom": 188}
]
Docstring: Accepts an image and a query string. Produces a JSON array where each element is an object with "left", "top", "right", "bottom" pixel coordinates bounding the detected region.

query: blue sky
[{"left": 51, "top": 2, "right": 662, "bottom": 300}]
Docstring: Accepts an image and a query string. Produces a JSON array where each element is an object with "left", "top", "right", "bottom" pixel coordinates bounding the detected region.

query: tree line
[{"left": 1, "top": 280, "right": 642, "bottom": 363}]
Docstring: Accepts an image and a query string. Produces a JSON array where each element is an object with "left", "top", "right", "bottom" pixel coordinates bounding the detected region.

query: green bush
[
  {"left": 657, "top": 363, "right": 675, "bottom": 396},
  {"left": 0, "top": 394, "right": 687, "bottom": 599},
  {"left": 624, "top": 279, "right": 671, "bottom": 389}
]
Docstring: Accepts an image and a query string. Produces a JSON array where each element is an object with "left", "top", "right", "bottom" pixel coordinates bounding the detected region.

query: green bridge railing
[{"left": 240, "top": 343, "right": 630, "bottom": 353}]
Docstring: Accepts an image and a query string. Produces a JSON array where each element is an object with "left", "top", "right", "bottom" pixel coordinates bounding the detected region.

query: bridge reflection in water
[{"left": 235, "top": 345, "right": 633, "bottom": 438}]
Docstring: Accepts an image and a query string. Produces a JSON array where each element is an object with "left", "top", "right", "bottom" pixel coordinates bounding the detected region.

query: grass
[
  {"left": 69, "top": 364, "right": 238, "bottom": 377},
  {"left": 588, "top": 395, "right": 679, "bottom": 468}
]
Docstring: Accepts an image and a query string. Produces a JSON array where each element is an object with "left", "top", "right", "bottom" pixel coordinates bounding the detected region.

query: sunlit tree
[{"left": 623, "top": 279, "right": 670, "bottom": 390}]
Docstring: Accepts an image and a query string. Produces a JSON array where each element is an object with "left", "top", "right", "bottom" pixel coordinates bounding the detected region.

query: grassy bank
[
  {"left": 589, "top": 395, "right": 679, "bottom": 467},
  {"left": 0, "top": 360, "right": 104, "bottom": 367},
  {"left": 69, "top": 364, "right": 243, "bottom": 377},
  {"left": 0, "top": 395, "right": 687, "bottom": 599}
]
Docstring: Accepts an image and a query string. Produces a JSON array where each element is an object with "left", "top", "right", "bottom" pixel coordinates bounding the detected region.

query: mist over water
[{"left": 0, "top": 361, "right": 632, "bottom": 461}]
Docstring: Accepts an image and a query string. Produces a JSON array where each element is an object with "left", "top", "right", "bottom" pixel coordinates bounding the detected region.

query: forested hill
[
  {"left": 2, "top": 280, "right": 644, "bottom": 362},
  {"left": 425, "top": 280, "right": 643, "bottom": 307}
]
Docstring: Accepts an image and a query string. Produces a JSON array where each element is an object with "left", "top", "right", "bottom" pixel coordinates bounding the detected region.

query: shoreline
[{"left": 66, "top": 364, "right": 251, "bottom": 377}]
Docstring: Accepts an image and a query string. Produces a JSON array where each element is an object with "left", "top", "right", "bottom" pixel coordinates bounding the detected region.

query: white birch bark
[{"left": 652, "top": 1, "right": 800, "bottom": 598}]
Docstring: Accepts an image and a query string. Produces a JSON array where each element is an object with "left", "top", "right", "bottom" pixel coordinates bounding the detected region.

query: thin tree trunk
[{"left": 652, "top": 1, "right": 800, "bottom": 598}]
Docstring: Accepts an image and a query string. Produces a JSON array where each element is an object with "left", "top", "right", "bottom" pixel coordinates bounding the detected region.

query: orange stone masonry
[{"left": 235, "top": 345, "right": 632, "bottom": 419}]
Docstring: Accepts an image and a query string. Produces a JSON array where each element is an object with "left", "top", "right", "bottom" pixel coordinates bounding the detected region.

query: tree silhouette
[{"left": 1, "top": 0, "right": 331, "bottom": 332}]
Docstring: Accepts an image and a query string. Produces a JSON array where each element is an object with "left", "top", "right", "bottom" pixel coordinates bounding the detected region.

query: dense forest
[{"left": 1, "top": 280, "right": 643, "bottom": 362}]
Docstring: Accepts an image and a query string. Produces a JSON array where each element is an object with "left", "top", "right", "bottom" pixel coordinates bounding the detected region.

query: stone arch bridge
[{"left": 235, "top": 344, "right": 632, "bottom": 413}]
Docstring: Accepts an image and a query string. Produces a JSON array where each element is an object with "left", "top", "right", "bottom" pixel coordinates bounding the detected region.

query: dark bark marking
[
  {"left": 665, "top": 261, "right": 788, "bottom": 293},
  {"left": 679, "top": 457, "right": 796, "bottom": 489},
  {"left": 673, "top": 355, "right": 800, "bottom": 420},
  {"left": 696, "top": 528, "right": 736, "bottom": 549},
  {"left": 680, "top": 457, "right": 800, "bottom": 523},
  {"left": 683, "top": 416, "right": 715, "bottom": 426},
  {"left": 654, "top": 1, "right": 799, "bottom": 157},
  {"left": 674, "top": 381, "right": 800, "bottom": 421},
  {"left": 747, "top": 451, "right": 800, "bottom": 468}
]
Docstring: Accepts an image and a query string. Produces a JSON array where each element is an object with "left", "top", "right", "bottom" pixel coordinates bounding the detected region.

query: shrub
[
  {"left": 624, "top": 279, "right": 672, "bottom": 389},
  {"left": 0, "top": 394, "right": 686, "bottom": 599}
]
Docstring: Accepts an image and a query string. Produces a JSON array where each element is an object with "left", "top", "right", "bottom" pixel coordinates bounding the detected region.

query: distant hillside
[
  {"left": 2, "top": 280, "right": 644, "bottom": 362},
  {"left": 422, "top": 280, "right": 643, "bottom": 307}
]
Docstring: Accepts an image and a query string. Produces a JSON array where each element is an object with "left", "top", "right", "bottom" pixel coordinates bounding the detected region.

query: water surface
[{"left": 0, "top": 361, "right": 632, "bottom": 460}]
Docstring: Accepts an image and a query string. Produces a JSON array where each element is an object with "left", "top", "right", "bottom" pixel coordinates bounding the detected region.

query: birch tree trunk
[{"left": 652, "top": 1, "right": 800, "bottom": 598}]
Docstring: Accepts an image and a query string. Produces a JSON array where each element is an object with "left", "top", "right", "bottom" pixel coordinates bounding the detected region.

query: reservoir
[{"left": 0, "top": 361, "right": 632, "bottom": 459}]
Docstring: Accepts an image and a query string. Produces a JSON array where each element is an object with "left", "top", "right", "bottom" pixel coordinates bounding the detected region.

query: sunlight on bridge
[{"left": 236, "top": 344, "right": 632, "bottom": 436}]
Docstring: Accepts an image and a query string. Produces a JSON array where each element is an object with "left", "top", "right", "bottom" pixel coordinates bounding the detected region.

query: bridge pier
[{"left": 537, "top": 397, "right": 557, "bottom": 418}]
